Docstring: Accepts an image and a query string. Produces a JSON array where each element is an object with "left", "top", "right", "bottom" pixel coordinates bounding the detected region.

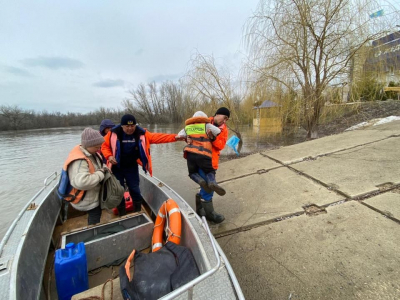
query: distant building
[
  {"left": 253, "top": 100, "right": 282, "bottom": 132},
  {"left": 364, "top": 30, "right": 400, "bottom": 84}
]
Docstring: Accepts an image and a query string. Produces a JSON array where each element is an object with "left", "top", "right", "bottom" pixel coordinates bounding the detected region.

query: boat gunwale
[{"left": 0, "top": 171, "right": 244, "bottom": 300}]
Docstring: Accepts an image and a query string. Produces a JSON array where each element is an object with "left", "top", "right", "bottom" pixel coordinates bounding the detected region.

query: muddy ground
[{"left": 318, "top": 99, "right": 400, "bottom": 136}]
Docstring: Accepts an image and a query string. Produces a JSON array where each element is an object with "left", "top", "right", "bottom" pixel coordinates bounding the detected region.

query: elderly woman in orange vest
[
  {"left": 101, "top": 114, "right": 184, "bottom": 216},
  {"left": 60, "top": 128, "right": 107, "bottom": 225}
]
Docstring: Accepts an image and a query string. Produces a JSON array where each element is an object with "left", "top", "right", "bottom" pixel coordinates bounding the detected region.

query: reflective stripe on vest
[
  {"left": 185, "top": 123, "right": 207, "bottom": 135},
  {"left": 107, "top": 132, "right": 119, "bottom": 169}
]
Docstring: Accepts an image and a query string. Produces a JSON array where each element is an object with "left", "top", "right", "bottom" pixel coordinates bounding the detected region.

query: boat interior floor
[
  {"left": 45, "top": 205, "right": 154, "bottom": 299},
  {"left": 47, "top": 247, "right": 151, "bottom": 300}
]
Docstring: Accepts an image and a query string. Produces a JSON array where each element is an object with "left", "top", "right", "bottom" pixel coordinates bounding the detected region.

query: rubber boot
[
  {"left": 133, "top": 196, "right": 144, "bottom": 213},
  {"left": 195, "top": 193, "right": 205, "bottom": 217},
  {"left": 189, "top": 173, "right": 212, "bottom": 193},
  {"left": 202, "top": 199, "right": 225, "bottom": 224},
  {"left": 205, "top": 173, "right": 226, "bottom": 196},
  {"left": 133, "top": 201, "right": 141, "bottom": 212},
  {"left": 117, "top": 197, "right": 127, "bottom": 217}
]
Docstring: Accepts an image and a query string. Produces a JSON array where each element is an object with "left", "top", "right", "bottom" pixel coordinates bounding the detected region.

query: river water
[{"left": 0, "top": 123, "right": 301, "bottom": 239}]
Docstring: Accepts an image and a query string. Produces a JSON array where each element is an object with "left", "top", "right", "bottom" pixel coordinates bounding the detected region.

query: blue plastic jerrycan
[{"left": 55, "top": 242, "right": 89, "bottom": 300}]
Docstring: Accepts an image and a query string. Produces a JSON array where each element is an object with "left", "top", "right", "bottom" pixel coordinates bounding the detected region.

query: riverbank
[
  {"left": 214, "top": 118, "right": 400, "bottom": 299},
  {"left": 221, "top": 99, "right": 400, "bottom": 162}
]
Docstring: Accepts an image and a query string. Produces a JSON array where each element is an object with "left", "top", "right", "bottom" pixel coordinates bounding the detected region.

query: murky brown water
[{"left": 0, "top": 124, "right": 301, "bottom": 239}]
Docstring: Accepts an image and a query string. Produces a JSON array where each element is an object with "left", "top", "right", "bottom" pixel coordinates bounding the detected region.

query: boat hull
[{"left": 0, "top": 171, "right": 243, "bottom": 300}]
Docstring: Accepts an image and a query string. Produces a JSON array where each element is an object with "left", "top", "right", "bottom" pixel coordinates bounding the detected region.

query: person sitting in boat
[
  {"left": 177, "top": 111, "right": 226, "bottom": 196},
  {"left": 99, "top": 119, "right": 115, "bottom": 137},
  {"left": 62, "top": 128, "right": 108, "bottom": 225},
  {"left": 101, "top": 114, "right": 185, "bottom": 216},
  {"left": 187, "top": 107, "right": 230, "bottom": 224}
]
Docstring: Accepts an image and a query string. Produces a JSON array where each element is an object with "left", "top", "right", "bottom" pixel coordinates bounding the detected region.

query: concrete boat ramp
[{"left": 212, "top": 120, "right": 400, "bottom": 299}]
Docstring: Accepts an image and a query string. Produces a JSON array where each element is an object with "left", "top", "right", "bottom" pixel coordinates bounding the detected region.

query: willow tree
[{"left": 246, "top": 0, "right": 398, "bottom": 138}]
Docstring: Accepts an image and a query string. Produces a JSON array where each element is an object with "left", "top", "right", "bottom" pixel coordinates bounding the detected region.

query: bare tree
[
  {"left": 126, "top": 83, "right": 155, "bottom": 123},
  {"left": 0, "top": 105, "right": 30, "bottom": 130},
  {"left": 148, "top": 82, "right": 162, "bottom": 120},
  {"left": 95, "top": 107, "right": 116, "bottom": 120},
  {"left": 245, "top": 0, "right": 399, "bottom": 138},
  {"left": 186, "top": 52, "right": 244, "bottom": 144},
  {"left": 160, "top": 81, "right": 185, "bottom": 123}
]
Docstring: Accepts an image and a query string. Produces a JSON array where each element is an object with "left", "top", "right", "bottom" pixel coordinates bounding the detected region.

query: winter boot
[
  {"left": 133, "top": 196, "right": 144, "bottom": 213},
  {"left": 190, "top": 173, "right": 212, "bottom": 193},
  {"left": 117, "top": 197, "right": 127, "bottom": 217},
  {"left": 202, "top": 199, "right": 225, "bottom": 224},
  {"left": 205, "top": 173, "right": 226, "bottom": 196},
  {"left": 195, "top": 193, "right": 205, "bottom": 217}
]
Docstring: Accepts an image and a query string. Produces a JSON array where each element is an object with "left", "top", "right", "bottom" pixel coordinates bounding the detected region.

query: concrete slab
[
  {"left": 291, "top": 137, "right": 400, "bottom": 198},
  {"left": 264, "top": 128, "right": 397, "bottom": 165},
  {"left": 218, "top": 202, "right": 400, "bottom": 300},
  {"left": 218, "top": 153, "right": 281, "bottom": 182},
  {"left": 364, "top": 191, "right": 400, "bottom": 220},
  {"left": 210, "top": 167, "right": 344, "bottom": 235},
  {"left": 364, "top": 119, "right": 400, "bottom": 132}
]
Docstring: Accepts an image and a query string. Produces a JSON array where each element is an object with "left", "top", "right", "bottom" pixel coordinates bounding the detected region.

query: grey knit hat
[{"left": 81, "top": 127, "right": 105, "bottom": 148}]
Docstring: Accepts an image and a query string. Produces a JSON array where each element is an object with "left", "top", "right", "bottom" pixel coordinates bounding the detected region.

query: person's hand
[
  {"left": 186, "top": 136, "right": 193, "bottom": 145},
  {"left": 108, "top": 156, "right": 117, "bottom": 165},
  {"left": 175, "top": 135, "right": 186, "bottom": 141},
  {"left": 206, "top": 129, "right": 216, "bottom": 141}
]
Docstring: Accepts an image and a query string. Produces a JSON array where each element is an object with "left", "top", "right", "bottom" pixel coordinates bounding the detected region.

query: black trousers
[
  {"left": 112, "top": 164, "right": 142, "bottom": 212},
  {"left": 186, "top": 152, "right": 215, "bottom": 175},
  {"left": 87, "top": 205, "right": 102, "bottom": 225}
]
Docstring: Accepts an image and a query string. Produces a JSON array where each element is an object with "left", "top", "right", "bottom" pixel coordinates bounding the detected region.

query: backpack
[
  {"left": 99, "top": 170, "right": 125, "bottom": 209},
  {"left": 119, "top": 242, "right": 200, "bottom": 300}
]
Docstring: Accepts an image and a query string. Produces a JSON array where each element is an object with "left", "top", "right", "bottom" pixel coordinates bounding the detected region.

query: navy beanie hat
[
  {"left": 215, "top": 107, "right": 230, "bottom": 118},
  {"left": 121, "top": 114, "right": 137, "bottom": 126}
]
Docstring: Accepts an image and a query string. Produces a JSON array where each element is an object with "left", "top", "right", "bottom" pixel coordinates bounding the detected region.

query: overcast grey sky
[{"left": 0, "top": 0, "right": 259, "bottom": 113}]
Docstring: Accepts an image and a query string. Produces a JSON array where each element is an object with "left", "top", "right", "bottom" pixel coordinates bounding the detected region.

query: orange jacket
[
  {"left": 101, "top": 125, "right": 177, "bottom": 176},
  {"left": 209, "top": 116, "right": 228, "bottom": 170}
]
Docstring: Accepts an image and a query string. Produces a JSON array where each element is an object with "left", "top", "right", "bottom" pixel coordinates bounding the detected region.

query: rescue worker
[
  {"left": 190, "top": 107, "right": 230, "bottom": 224},
  {"left": 101, "top": 114, "right": 184, "bottom": 215},
  {"left": 61, "top": 127, "right": 107, "bottom": 225},
  {"left": 177, "top": 111, "right": 225, "bottom": 195}
]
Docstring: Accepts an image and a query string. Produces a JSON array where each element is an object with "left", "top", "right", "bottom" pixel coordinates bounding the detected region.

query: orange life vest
[
  {"left": 183, "top": 116, "right": 213, "bottom": 158},
  {"left": 60, "top": 145, "right": 98, "bottom": 204},
  {"left": 101, "top": 126, "right": 176, "bottom": 176}
]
